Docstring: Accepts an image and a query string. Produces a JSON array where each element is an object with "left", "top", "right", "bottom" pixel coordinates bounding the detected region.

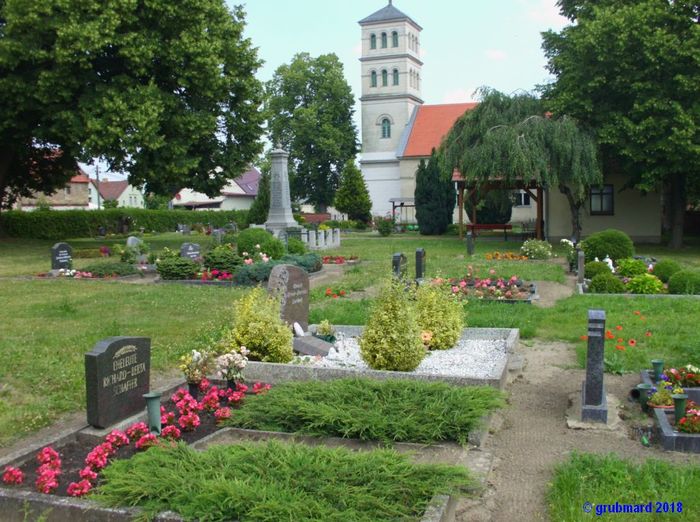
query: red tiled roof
[
  {"left": 96, "top": 180, "right": 128, "bottom": 201},
  {"left": 70, "top": 174, "right": 91, "bottom": 183},
  {"left": 402, "top": 103, "right": 477, "bottom": 158}
]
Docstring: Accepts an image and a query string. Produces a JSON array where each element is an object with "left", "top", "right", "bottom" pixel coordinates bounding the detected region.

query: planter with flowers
[
  {"left": 437, "top": 265, "right": 537, "bottom": 303},
  {"left": 640, "top": 364, "right": 700, "bottom": 404}
]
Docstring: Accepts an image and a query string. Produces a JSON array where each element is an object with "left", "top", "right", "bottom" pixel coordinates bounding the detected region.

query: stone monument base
[{"left": 580, "top": 380, "right": 608, "bottom": 423}]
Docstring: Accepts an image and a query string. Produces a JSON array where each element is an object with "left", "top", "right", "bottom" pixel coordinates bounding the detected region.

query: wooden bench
[{"left": 466, "top": 223, "right": 513, "bottom": 241}]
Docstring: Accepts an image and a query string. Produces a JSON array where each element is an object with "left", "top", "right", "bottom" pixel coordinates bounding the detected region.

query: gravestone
[
  {"left": 415, "top": 248, "right": 426, "bottom": 281},
  {"left": 293, "top": 336, "right": 332, "bottom": 357},
  {"left": 85, "top": 337, "right": 151, "bottom": 429},
  {"left": 177, "top": 224, "right": 191, "bottom": 235},
  {"left": 267, "top": 264, "right": 310, "bottom": 331},
  {"left": 212, "top": 229, "right": 225, "bottom": 245},
  {"left": 392, "top": 252, "right": 407, "bottom": 279},
  {"left": 51, "top": 242, "right": 72, "bottom": 270},
  {"left": 308, "top": 229, "right": 318, "bottom": 249},
  {"left": 577, "top": 249, "right": 585, "bottom": 285},
  {"left": 265, "top": 146, "right": 301, "bottom": 238},
  {"left": 581, "top": 309, "right": 607, "bottom": 423},
  {"left": 126, "top": 236, "right": 142, "bottom": 248},
  {"left": 466, "top": 232, "right": 475, "bottom": 256},
  {"left": 180, "top": 242, "right": 201, "bottom": 260}
]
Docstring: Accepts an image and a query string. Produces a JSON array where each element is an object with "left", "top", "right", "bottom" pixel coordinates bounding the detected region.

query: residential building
[{"left": 172, "top": 167, "right": 261, "bottom": 211}]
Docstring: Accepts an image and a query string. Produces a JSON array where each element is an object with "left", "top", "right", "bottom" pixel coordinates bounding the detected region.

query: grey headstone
[
  {"left": 212, "top": 229, "right": 225, "bottom": 245},
  {"left": 415, "top": 248, "right": 426, "bottom": 280},
  {"left": 180, "top": 242, "right": 201, "bottom": 260},
  {"left": 293, "top": 336, "right": 332, "bottom": 357},
  {"left": 126, "top": 236, "right": 142, "bottom": 248},
  {"left": 392, "top": 252, "right": 407, "bottom": 278},
  {"left": 308, "top": 229, "right": 318, "bottom": 249},
  {"left": 581, "top": 309, "right": 607, "bottom": 423},
  {"left": 577, "top": 249, "right": 585, "bottom": 285},
  {"left": 466, "top": 232, "right": 475, "bottom": 256},
  {"left": 51, "top": 242, "right": 72, "bottom": 270},
  {"left": 267, "top": 264, "right": 310, "bottom": 331},
  {"left": 85, "top": 337, "right": 151, "bottom": 429}
]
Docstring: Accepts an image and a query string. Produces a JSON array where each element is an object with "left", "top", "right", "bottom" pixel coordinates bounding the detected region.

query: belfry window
[{"left": 381, "top": 118, "right": 391, "bottom": 139}]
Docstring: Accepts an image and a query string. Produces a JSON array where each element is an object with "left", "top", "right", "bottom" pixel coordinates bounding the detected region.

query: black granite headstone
[
  {"left": 466, "top": 232, "right": 475, "bottom": 256},
  {"left": 51, "top": 242, "right": 72, "bottom": 270},
  {"left": 85, "top": 337, "right": 151, "bottom": 429},
  {"left": 415, "top": 248, "right": 426, "bottom": 280},
  {"left": 180, "top": 243, "right": 201, "bottom": 260},
  {"left": 392, "top": 252, "right": 407, "bottom": 279},
  {"left": 581, "top": 309, "right": 607, "bottom": 423}
]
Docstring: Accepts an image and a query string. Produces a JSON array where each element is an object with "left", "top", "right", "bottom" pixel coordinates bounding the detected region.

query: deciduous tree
[{"left": 0, "top": 0, "right": 265, "bottom": 210}]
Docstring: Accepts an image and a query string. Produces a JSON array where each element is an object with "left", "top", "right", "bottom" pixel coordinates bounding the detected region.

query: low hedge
[
  {"left": 667, "top": 270, "right": 700, "bottom": 295},
  {"left": 81, "top": 261, "right": 139, "bottom": 278},
  {"left": 0, "top": 209, "right": 247, "bottom": 240}
]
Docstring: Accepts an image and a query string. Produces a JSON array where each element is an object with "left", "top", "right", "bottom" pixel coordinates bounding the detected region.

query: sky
[{"left": 86, "top": 0, "right": 570, "bottom": 180}]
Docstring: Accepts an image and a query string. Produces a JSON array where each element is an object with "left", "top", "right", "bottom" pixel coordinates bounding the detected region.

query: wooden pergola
[{"left": 452, "top": 170, "right": 545, "bottom": 240}]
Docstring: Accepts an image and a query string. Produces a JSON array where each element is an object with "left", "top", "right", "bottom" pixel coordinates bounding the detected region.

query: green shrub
[
  {"left": 0, "top": 209, "right": 246, "bottom": 239},
  {"left": 280, "top": 253, "right": 322, "bottom": 273},
  {"left": 360, "top": 280, "right": 425, "bottom": 371},
  {"left": 667, "top": 270, "right": 700, "bottom": 295},
  {"left": 375, "top": 217, "right": 393, "bottom": 237},
  {"left": 416, "top": 283, "right": 463, "bottom": 350},
  {"left": 81, "top": 261, "right": 139, "bottom": 278},
  {"left": 286, "top": 237, "right": 306, "bottom": 255},
  {"left": 520, "top": 239, "right": 552, "bottom": 259},
  {"left": 156, "top": 257, "right": 199, "bottom": 280},
  {"left": 584, "top": 261, "right": 611, "bottom": 279},
  {"left": 588, "top": 272, "right": 625, "bottom": 294},
  {"left": 625, "top": 273, "right": 664, "bottom": 294},
  {"left": 202, "top": 245, "right": 241, "bottom": 273},
  {"left": 232, "top": 261, "right": 281, "bottom": 285},
  {"left": 581, "top": 229, "right": 634, "bottom": 262},
  {"left": 652, "top": 259, "right": 681, "bottom": 283},
  {"left": 226, "top": 287, "right": 293, "bottom": 363},
  {"left": 236, "top": 228, "right": 284, "bottom": 259},
  {"left": 615, "top": 258, "right": 647, "bottom": 277}
]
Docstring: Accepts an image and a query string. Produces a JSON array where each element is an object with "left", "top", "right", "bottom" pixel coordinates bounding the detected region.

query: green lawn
[{"left": 0, "top": 232, "right": 699, "bottom": 445}]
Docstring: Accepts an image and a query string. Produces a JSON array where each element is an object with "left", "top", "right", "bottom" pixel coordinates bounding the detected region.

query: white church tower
[{"left": 359, "top": 1, "right": 423, "bottom": 215}]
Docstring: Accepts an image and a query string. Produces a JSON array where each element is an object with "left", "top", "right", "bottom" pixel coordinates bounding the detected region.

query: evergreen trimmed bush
[
  {"left": 286, "top": 237, "right": 306, "bottom": 255},
  {"left": 584, "top": 261, "right": 611, "bottom": 279},
  {"left": 360, "top": 280, "right": 425, "bottom": 371},
  {"left": 226, "top": 287, "right": 293, "bottom": 363},
  {"left": 334, "top": 160, "right": 372, "bottom": 224},
  {"left": 588, "top": 272, "right": 625, "bottom": 294},
  {"left": 626, "top": 273, "right": 664, "bottom": 294},
  {"left": 416, "top": 283, "right": 463, "bottom": 350},
  {"left": 233, "top": 261, "right": 281, "bottom": 285},
  {"left": 280, "top": 254, "right": 322, "bottom": 273},
  {"left": 81, "top": 261, "right": 139, "bottom": 278},
  {"left": 652, "top": 259, "right": 681, "bottom": 283},
  {"left": 580, "top": 229, "right": 634, "bottom": 262},
  {"left": 615, "top": 258, "right": 647, "bottom": 277},
  {"left": 415, "top": 150, "right": 454, "bottom": 235},
  {"left": 236, "top": 228, "right": 284, "bottom": 259},
  {"left": 203, "top": 245, "right": 241, "bottom": 273},
  {"left": 667, "top": 270, "right": 700, "bottom": 295},
  {"left": 156, "top": 257, "right": 199, "bottom": 280}
]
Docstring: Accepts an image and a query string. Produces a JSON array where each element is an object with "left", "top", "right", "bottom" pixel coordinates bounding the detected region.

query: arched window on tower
[
  {"left": 416, "top": 73, "right": 421, "bottom": 90},
  {"left": 370, "top": 70, "right": 377, "bottom": 87},
  {"left": 392, "top": 68, "right": 399, "bottom": 86},
  {"left": 381, "top": 69, "right": 388, "bottom": 87},
  {"left": 409, "top": 69, "right": 414, "bottom": 87},
  {"left": 381, "top": 118, "right": 391, "bottom": 139},
  {"left": 392, "top": 31, "right": 399, "bottom": 47},
  {"left": 370, "top": 34, "right": 376, "bottom": 49},
  {"left": 381, "top": 32, "right": 387, "bottom": 48}
]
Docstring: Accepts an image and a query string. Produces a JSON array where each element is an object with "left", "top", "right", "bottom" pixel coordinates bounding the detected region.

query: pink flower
[
  {"left": 125, "top": 422, "right": 149, "bottom": 440},
  {"left": 105, "top": 430, "right": 130, "bottom": 448},
  {"left": 67, "top": 479, "right": 92, "bottom": 497},
  {"left": 135, "top": 433, "right": 158, "bottom": 450},
  {"left": 79, "top": 466, "right": 98, "bottom": 481},
  {"left": 2, "top": 466, "right": 24, "bottom": 485},
  {"left": 199, "top": 378, "right": 211, "bottom": 392},
  {"left": 214, "top": 407, "right": 232, "bottom": 422},
  {"left": 201, "top": 389, "right": 221, "bottom": 411},
  {"left": 489, "top": 268, "right": 496, "bottom": 275},
  {"left": 36, "top": 447, "right": 60, "bottom": 465},
  {"left": 252, "top": 382, "right": 271, "bottom": 394},
  {"left": 227, "top": 391, "right": 245, "bottom": 404},
  {"left": 161, "top": 425, "right": 181, "bottom": 440},
  {"left": 236, "top": 383, "right": 248, "bottom": 393},
  {"left": 161, "top": 411, "right": 175, "bottom": 426},
  {"left": 244, "top": 258, "right": 253, "bottom": 265},
  {"left": 451, "top": 285, "right": 459, "bottom": 293},
  {"left": 85, "top": 445, "right": 110, "bottom": 470},
  {"left": 178, "top": 412, "right": 201, "bottom": 431},
  {"left": 36, "top": 470, "right": 59, "bottom": 494},
  {"left": 459, "top": 280, "right": 467, "bottom": 288}
]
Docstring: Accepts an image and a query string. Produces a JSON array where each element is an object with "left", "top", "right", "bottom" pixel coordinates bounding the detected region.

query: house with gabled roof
[
  {"left": 92, "top": 180, "right": 145, "bottom": 209},
  {"left": 171, "top": 167, "right": 261, "bottom": 211},
  {"left": 17, "top": 171, "right": 92, "bottom": 210}
]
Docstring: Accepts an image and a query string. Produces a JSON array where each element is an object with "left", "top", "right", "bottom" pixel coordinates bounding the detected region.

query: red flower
[
  {"left": 332, "top": 294, "right": 338, "bottom": 298},
  {"left": 615, "top": 345, "right": 626, "bottom": 351},
  {"left": 615, "top": 325, "right": 623, "bottom": 331},
  {"left": 2, "top": 466, "right": 24, "bottom": 485},
  {"left": 617, "top": 338, "right": 624, "bottom": 344},
  {"left": 633, "top": 311, "right": 641, "bottom": 315},
  {"left": 645, "top": 331, "right": 652, "bottom": 337},
  {"left": 628, "top": 339, "right": 637, "bottom": 347},
  {"left": 325, "top": 288, "right": 332, "bottom": 296},
  {"left": 605, "top": 330, "right": 615, "bottom": 340},
  {"left": 580, "top": 335, "right": 588, "bottom": 341},
  {"left": 67, "top": 479, "right": 92, "bottom": 497},
  {"left": 340, "top": 290, "right": 346, "bottom": 296}
]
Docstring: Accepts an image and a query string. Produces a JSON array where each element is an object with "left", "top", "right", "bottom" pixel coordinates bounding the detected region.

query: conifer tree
[
  {"left": 414, "top": 149, "right": 454, "bottom": 235},
  {"left": 334, "top": 160, "right": 372, "bottom": 223},
  {"left": 247, "top": 171, "right": 270, "bottom": 225}
]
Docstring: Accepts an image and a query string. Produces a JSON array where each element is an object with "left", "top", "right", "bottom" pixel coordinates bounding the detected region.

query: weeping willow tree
[{"left": 441, "top": 89, "right": 601, "bottom": 241}]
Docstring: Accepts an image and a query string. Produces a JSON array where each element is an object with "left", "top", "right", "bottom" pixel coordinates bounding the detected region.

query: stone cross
[
  {"left": 264, "top": 147, "right": 301, "bottom": 237},
  {"left": 415, "top": 248, "right": 426, "bottom": 281},
  {"left": 581, "top": 309, "right": 607, "bottom": 423},
  {"left": 85, "top": 337, "right": 151, "bottom": 428},
  {"left": 51, "top": 242, "right": 72, "bottom": 270}
]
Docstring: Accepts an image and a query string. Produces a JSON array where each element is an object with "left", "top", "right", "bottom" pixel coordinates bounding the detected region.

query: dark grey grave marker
[
  {"left": 293, "top": 336, "right": 332, "bottom": 357},
  {"left": 268, "top": 264, "right": 310, "bottom": 330},
  {"left": 180, "top": 242, "right": 201, "bottom": 260},
  {"left": 415, "top": 248, "right": 426, "bottom": 280},
  {"left": 85, "top": 337, "right": 151, "bottom": 429},
  {"left": 581, "top": 309, "right": 607, "bottom": 423},
  {"left": 51, "top": 242, "right": 72, "bottom": 270},
  {"left": 466, "top": 231, "right": 475, "bottom": 256},
  {"left": 392, "top": 252, "right": 407, "bottom": 278}
]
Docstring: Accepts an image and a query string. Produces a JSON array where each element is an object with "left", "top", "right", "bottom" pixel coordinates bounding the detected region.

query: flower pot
[
  {"left": 636, "top": 383, "right": 653, "bottom": 412},
  {"left": 187, "top": 382, "right": 200, "bottom": 400},
  {"left": 226, "top": 379, "right": 237, "bottom": 391},
  {"left": 651, "top": 359, "right": 664, "bottom": 383},
  {"left": 647, "top": 402, "right": 673, "bottom": 410},
  {"left": 673, "top": 394, "right": 688, "bottom": 423}
]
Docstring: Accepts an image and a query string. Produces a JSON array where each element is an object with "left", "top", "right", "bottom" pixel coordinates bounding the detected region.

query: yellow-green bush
[
  {"left": 227, "top": 287, "right": 293, "bottom": 363},
  {"left": 416, "top": 283, "right": 463, "bottom": 350},
  {"left": 360, "top": 280, "right": 425, "bottom": 371}
]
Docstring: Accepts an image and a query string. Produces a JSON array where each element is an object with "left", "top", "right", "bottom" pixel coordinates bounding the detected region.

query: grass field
[{"left": 0, "top": 231, "right": 699, "bottom": 445}]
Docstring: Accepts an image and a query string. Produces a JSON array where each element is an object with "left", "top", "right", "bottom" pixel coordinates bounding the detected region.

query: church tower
[{"left": 359, "top": 1, "right": 423, "bottom": 215}]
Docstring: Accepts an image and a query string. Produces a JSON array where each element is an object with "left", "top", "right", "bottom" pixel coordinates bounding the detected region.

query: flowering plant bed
[
  {"left": 434, "top": 266, "right": 536, "bottom": 302},
  {"left": 484, "top": 251, "right": 529, "bottom": 261},
  {"left": 640, "top": 368, "right": 700, "bottom": 404},
  {"left": 321, "top": 255, "right": 358, "bottom": 264},
  {"left": 652, "top": 408, "right": 700, "bottom": 453}
]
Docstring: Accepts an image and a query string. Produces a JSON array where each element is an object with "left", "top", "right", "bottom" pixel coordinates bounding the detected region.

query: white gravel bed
[{"left": 301, "top": 333, "right": 509, "bottom": 380}]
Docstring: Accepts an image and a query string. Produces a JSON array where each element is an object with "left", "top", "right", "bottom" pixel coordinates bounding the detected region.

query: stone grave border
[
  {"left": 0, "top": 376, "right": 497, "bottom": 522},
  {"left": 576, "top": 282, "right": 700, "bottom": 299},
  {"left": 246, "top": 326, "right": 518, "bottom": 390},
  {"left": 639, "top": 370, "right": 700, "bottom": 404}
]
